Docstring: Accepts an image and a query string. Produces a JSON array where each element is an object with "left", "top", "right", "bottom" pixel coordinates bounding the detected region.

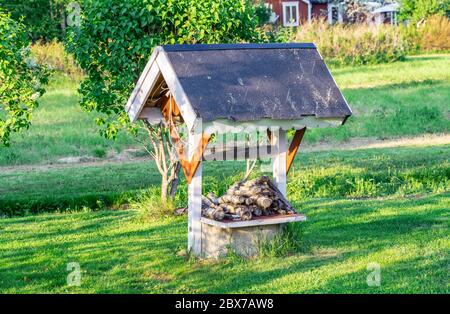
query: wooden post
[
  {"left": 272, "top": 129, "right": 287, "bottom": 197},
  {"left": 187, "top": 120, "right": 203, "bottom": 256}
]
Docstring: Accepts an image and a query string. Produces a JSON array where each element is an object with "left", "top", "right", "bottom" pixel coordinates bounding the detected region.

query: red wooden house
[{"left": 265, "top": 0, "right": 343, "bottom": 26}]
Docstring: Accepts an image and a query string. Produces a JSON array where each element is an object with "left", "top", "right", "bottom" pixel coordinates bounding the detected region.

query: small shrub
[
  {"left": 30, "top": 40, "right": 84, "bottom": 80},
  {"left": 418, "top": 15, "right": 450, "bottom": 51},
  {"left": 0, "top": 10, "right": 49, "bottom": 146},
  {"left": 131, "top": 187, "right": 176, "bottom": 221},
  {"left": 92, "top": 147, "right": 107, "bottom": 158},
  {"left": 256, "top": 223, "right": 306, "bottom": 258},
  {"left": 280, "top": 20, "right": 408, "bottom": 66},
  {"left": 253, "top": 0, "right": 272, "bottom": 26},
  {"left": 348, "top": 178, "right": 379, "bottom": 198}
]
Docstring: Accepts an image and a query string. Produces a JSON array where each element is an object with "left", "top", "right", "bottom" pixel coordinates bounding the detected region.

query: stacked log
[{"left": 201, "top": 176, "right": 297, "bottom": 221}]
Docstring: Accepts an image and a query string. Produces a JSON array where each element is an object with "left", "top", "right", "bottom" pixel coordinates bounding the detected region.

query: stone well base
[{"left": 201, "top": 223, "right": 284, "bottom": 258}]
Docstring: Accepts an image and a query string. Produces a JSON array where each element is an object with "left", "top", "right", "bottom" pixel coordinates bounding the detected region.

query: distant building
[
  {"left": 371, "top": 2, "right": 400, "bottom": 25},
  {"left": 264, "top": 0, "right": 344, "bottom": 27},
  {"left": 264, "top": 0, "right": 400, "bottom": 27}
]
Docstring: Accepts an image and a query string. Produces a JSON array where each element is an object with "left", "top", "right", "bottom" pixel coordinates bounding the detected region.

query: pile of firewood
[{"left": 202, "top": 176, "right": 297, "bottom": 221}]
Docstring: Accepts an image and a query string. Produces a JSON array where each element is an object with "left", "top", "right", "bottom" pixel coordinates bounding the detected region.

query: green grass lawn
[
  {"left": 0, "top": 191, "right": 448, "bottom": 293},
  {"left": 0, "top": 76, "right": 135, "bottom": 166},
  {"left": 0, "top": 54, "right": 449, "bottom": 166},
  {"left": 0, "top": 144, "right": 448, "bottom": 293},
  {"left": 306, "top": 54, "right": 450, "bottom": 142},
  {"left": 1, "top": 144, "right": 449, "bottom": 215}
]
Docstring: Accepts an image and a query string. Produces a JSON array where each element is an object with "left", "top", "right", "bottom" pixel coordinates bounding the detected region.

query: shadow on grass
[
  {"left": 167, "top": 193, "right": 448, "bottom": 293},
  {"left": 2, "top": 192, "right": 443, "bottom": 293}
]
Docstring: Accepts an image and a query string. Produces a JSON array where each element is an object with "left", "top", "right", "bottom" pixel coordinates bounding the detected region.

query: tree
[
  {"left": 0, "top": 10, "right": 49, "bottom": 146},
  {"left": 342, "top": 0, "right": 375, "bottom": 24},
  {"left": 0, "top": 0, "right": 73, "bottom": 41},
  {"left": 399, "top": 0, "right": 450, "bottom": 23},
  {"left": 66, "top": 0, "right": 261, "bottom": 202}
]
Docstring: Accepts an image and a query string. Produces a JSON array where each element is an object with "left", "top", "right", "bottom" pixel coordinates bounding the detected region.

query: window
[
  {"left": 328, "top": 3, "right": 343, "bottom": 24},
  {"left": 331, "top": 7, "right": 339, "bottom": 24},
  {"left": 282, "top": 2, "right": 299, "bottom": 27}
]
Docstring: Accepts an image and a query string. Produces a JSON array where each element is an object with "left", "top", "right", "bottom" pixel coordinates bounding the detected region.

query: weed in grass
[
  {"left": 348, "top": 178, "right": 380, "bottom": 198},
  {"left": 132, "top": 187, "right": 176, "bottom": 221},
  {"left": 225, "top": 246, "right": 249, "bottom": 263},
  {"left": 256, "top": 223, "right": 308, "bottom": 258},
  {"left": 92, "top": 147, "right": 107, "bottom": 158}
]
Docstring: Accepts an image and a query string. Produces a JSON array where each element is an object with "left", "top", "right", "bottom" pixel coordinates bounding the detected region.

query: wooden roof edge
[
  {"left": 125, "top": 46, "right": 163, "bottom": 121},
  {"left": 316, "top": 47, "right": 353, "bottom": 121},
  {"left": 125, "top": 46, "right": 198, "bottom": 130}
]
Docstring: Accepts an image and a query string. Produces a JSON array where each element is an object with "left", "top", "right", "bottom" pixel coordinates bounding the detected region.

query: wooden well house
[{"left": 126, "top": 43, "right": 352, "bottom": 258}]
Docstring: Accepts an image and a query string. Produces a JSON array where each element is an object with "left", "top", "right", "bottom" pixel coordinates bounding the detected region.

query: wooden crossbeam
[
  {"left": 269, "top": 128, "right": 306, "bottom": 174},
  {"left": 159, "top": 94, "right": 303, "bottom": 180},
  {"left": 286, "top": 127, "right": 306, "bottom": 174},
  {"left": 203, "top": 145, "right": 275, "bottom": 161},
  {"left": 160, "top": 95, "right": 210, "bottom": 184},
  {"left": 187, "top": 134, "right": 211, "bottom": 183}
]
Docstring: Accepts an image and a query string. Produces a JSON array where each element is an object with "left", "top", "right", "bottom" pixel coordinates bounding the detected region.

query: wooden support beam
[
  {"left": 286, "top": 128, "right": 306, "bottom": 174},
  {"left": 185, "top": 134, "right": 211, "bottom": 183},
  {"left": 272, "top": 129, "right": 287, "bottom": 197},
  {"left": 267, "top": 129, "right": 272, "bottom": 143},
  {"left": 188, "top": 119, "right": 204, "bottom": 256},
  {"left": 160, "top": 95, "right": 210, "bottom": 184}
]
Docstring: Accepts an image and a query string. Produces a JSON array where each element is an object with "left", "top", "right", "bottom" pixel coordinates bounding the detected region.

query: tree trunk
[
  {"left": 59, "top": 5, "right": 66, "bottom": 34},
  {"left": 168, "top": 162, "right": 181, "bottom": 199},
  {"left": 161, "top": 176, "right": 169, "bottom": 204}
]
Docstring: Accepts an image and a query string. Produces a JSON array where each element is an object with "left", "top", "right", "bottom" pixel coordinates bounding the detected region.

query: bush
[
  {"left": 400, "top": 0, "right": 450, "bottom": 23},
  {"left": 0, "top": 10, "right": 49, "bottom": 146},
  {"left": 256, "top": 223, "right": 307, "bottom": 258},
  {"left": 273, "top": 16, "right": 450, "bottom": 66},
  {"left": 30, "top": 40, "right": 84, "bottom": 80},
  {"left": 0, "top": 0, "right": 71, "bottom": 41},
  {"left": 418, "top": 15, "right": 450, "bottom": 51},
  {"left": 131, "top": 187, "right": 176, "bottom": 221},
  {"left": 276, "top": 20, "right": 408, "bottom": 66},
  {"left": 253, "top": 0, "right": 272, "bottom": 26}
]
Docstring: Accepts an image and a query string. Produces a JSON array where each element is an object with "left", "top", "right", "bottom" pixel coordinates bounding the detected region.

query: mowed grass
[
  {"left": 0, "top": 191, "right": 448, "bottom": 293},
  {"left": 0, "top": 76, "right": 135, "bottom": 166},
  {"left": 0, "top": 143, "right": 448, "bottom": 292},
  {"left": 0, "top": 54, "right": 449, "bottom": 166},
  {"left": 1, "top": 144, "right": 448, "bottom": 215},
  {"left": 306, "top": 54, "right": 450, "bottom": 142}
]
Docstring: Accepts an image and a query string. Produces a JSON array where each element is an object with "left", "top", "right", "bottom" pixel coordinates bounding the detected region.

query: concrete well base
[{"left": 201, "top": 222, "right": 284, "bottom": 258}]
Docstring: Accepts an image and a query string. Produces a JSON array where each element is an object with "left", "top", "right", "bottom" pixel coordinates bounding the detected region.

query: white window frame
[
  {"left": 282, "top": 1, "right": 300, "bottom": 27},
  {"left": 328, "top": 3, "right": 343, "bottom": 24}
]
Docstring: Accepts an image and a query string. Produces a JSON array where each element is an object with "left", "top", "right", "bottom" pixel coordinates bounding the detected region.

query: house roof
[
  {"left": 126, "top": 43, "right": 352, "bottom": 130},
  {"left": 372, "top": 3, "right": 400, "bottom": 14}
]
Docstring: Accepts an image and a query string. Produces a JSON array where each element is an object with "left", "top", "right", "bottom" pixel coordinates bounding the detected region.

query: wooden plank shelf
[{"left": 201, "top": 213, "right": 306, "bottom": 229}]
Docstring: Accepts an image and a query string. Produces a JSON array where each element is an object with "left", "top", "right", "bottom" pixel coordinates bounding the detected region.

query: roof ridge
[{"left": 161, "top": 43, "right": 316, "bottom": 52}]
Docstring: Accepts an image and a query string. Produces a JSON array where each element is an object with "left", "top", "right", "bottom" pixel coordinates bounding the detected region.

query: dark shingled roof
[{"left": 161, "top": 43, "right": 351, "bottom": 123}]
